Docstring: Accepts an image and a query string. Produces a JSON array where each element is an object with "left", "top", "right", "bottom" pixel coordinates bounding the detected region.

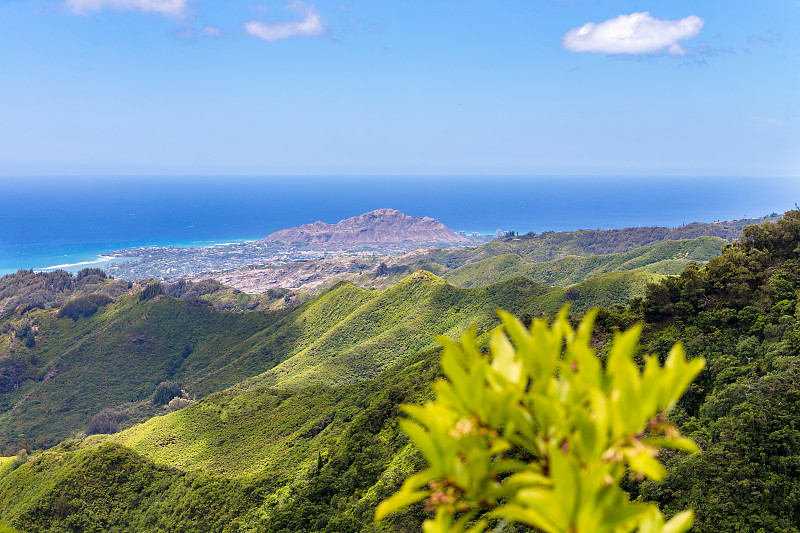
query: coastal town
[{"left": 103, "top": 231, "right": 492, "bottom": 281}]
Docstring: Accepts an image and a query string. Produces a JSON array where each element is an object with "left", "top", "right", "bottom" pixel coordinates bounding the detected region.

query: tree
[
  {"left": 140, "top": 281, "right": 165, "bottom": 301},
  {"left": 153, "top": 381, "right": 183, "bottom": 406},
  {"left": 24, "top": 329, "right": 35, "bottom": 348},
  {"left": 58, "top": 293, "right": 113, "bottom": 320},
  {"left": 376, "top": 308, "right": 704, "bottom": 533},
  {"left": 86, "top": 409, "right": 121, "bottom": 435},
  {"left": 376, "top": 262, "right": 389, "bottom": 278}
]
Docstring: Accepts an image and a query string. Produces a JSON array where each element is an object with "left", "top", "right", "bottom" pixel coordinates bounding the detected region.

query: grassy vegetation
[
  {"left": 465, "top": 216, "right": 771, "bottom": 261},
  {"left": 0, "top": 457, "right": 16, "bottom": 480},
  {"left": 0, "top": 266, "right": 670, "bottom": 531},
  {"left": 0, "top": 293, "right": 286, "bottom": 449},
  {"left": 233, "top": 272, "right": 584, "bottom": 391},
  {"left": 1, "top": 259, "right": 665, "bottom": 451},
  {"left": 0, "top": 261, "right": 664, "bottom": 527},
  {"left": 0, "top": 348, "right": 442, "bottom": 532},
  {"left": 442, "top": 237, "right": 726, "bottom": 288},
  {"left": 565, "top": 270, "right": 660, "bottom": 309},
  {"left": 116, "top": 386, "right": 350, "bottom": 477},
  {"left": 1, "top": 211, "right": 799, "bottom": 531}
]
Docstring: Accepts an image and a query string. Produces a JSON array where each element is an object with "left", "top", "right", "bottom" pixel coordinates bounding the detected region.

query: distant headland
[
  {"left": 95, "top": 208, "right": 486, "bottom": 281},
  {"left": 259, "top": 208, "right": 469, "bottom": 245}
]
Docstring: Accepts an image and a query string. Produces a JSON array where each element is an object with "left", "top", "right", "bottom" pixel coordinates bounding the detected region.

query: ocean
[{"left": 1, "top": 176, "right": 798, "bottom": 276}]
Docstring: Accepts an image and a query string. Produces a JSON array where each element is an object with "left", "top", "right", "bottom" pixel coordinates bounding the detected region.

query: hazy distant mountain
[{"left": 259, "top": 208, "right": 469, "bottom": 245}]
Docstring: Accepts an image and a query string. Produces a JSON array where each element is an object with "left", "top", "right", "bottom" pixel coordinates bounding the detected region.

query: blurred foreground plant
[{"left": 376, "top": 308, "right": 704, "bottom": 533}]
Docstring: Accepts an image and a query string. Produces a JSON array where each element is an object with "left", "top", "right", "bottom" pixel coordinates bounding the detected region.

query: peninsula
[
  {"left": 103, "top": 209, "right": 483, "bottom": 281},
  {"left": 260, "top": 208, "right": 470, "bottom": 245}
]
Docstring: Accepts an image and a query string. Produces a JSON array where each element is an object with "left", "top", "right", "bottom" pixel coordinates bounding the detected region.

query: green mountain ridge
[
  {"left": 0, "top": 262, "right": 662, "bottom": 452},
  {"left": 441, "top": 236, "right": 726, "bottom": 288},
  {"left": 2, "top": 213, "right": 797, "bottom": 532},
  {"left": 0, "top": 347, "right": 441, "bottom": 531}
]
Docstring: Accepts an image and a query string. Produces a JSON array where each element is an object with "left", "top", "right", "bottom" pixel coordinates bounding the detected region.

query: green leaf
[
  {"left": 600, "top": 501, "right": 651, "bottom": 530},
  {"left": 490, "top": 328, "right": 522, "bottom": 385},
  {"left": 662, "top": 510, "right": 694, "bottom": 533},
  {"left": 491, "top": 501, "right": 562, "bottom": 533},
  {"left": 398, "top": 419, "right": 442, "bottom": 467},
  {"left": 464, "top": 520, "right": 488, "bottom": 533},
  {"left": 375, "top": 489, "right": 430, "bottom": 522},
  {"left": 645, "top": 437, "right": 700, "bottom": 454},
  {"left": 624, "top": 448, "right": 666, "bottom": 481}
]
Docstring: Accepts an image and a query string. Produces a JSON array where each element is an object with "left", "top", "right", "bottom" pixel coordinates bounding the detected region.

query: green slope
[
  {"left": 2, "top": 262, "right": 668, "bottom": 452},
  {"left": 0, "top": 267, "right": 661, "bottom": 522},
  {"left": 378, "top": 218, "right": 763, "bottom": 278},
  {"left": 440, "top": 217, "right": 768, "bottom": 264},
  {"left": 566, "top": 270, "right": 661, "bottom": 309},
  {"left": 238, "top": 271, "right": 560, "bottom": 390},
  {"left": 112, "top": 350, "right": 438, "bottom": 478},
  {"left": 2, "top": 268, "right": 611, "bottom": 450},
  {"left": 0, "top": 279, "right": 402, "bottom": 450},
  {"left": 0, "top": 294, "right": 283, "bottom": 449},
  {"left": 108, "top": 272, "right": 657, "bottom": 478},
  {"left": 442, "top": 237, "right": 726, "bottom": 288},
  {"left": 0, "top": 348, "right": 442, "bottom": 532},
  {"left": 233, "top": 269, "right": 654, "bottom": 392}
]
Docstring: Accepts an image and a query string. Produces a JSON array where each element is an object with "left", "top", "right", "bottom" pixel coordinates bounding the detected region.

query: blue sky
[{"left": 0, "top": 0, "right": 797, "bottom": 177}]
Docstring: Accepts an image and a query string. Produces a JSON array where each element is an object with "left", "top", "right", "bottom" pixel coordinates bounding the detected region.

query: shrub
[
  {"left": 140, "top": 281, "right": 165, "bottom": 301},
  {"left": 59, "top": 294, "right": 113, "bottom": 321},
  {"left": 75, "top": 268, "right": 109, "bottom": 286},
  {"left": 167, "top": 397, "right": 192, "bottom": 411},
  {"left": 565, "top": 286, "right": 580, "bottom": 300},
  {"left": 377, "top": 308, "right": 705, "bottom": 533},
  {"left": 153, "top": 381, "right": 183, "bottom": 406},
  {"left": 86, "top": 409, "right": 122, "bottom": 435},
  {"left": 76, "top": 268, "right": 107, "bottom": 281},
  {"left": 23, "top": 330, "right": 35, "bottom": 348}
]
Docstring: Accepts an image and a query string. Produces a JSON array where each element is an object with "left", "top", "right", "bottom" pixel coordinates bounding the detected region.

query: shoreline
[
  {"left": 0, "top": 210, "right": 782, "bottom": 279},
  {"left": 0, "top": 237, "right": 263, "bottom": 277}
]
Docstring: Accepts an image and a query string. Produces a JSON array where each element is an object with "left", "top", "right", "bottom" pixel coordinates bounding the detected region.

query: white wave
[
  {"left": 213, "top": 241, "right": 250, "bottom": 246},
  {"left": 38, "top": 257, "right": 111, "bottom": 271}
]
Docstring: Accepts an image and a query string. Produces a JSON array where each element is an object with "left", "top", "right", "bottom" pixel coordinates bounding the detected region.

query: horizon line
[{"left": 0, "top": 173, "right": 797, "bottom": 180}]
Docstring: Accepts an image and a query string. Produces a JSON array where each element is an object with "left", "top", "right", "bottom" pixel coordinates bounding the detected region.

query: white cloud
[
  {"left": 562, "top": 12, "right": 703, "bottom": 55},
  {"left": 65, "top": 0, "right": 189, "bottom": 16},
  {"left": 244, "top": 1, "right": 325, "bottom": 42}
]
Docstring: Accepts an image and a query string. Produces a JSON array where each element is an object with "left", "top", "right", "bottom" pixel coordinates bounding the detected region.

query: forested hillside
[
  {"left": 0, "top": 268, "right": 130, "bottom": 311},
  {"left": 440, "top": 236, "right": 725, "bottom": 288},
  {"left": 0, "top": 212, "right": 797, "bottom": 532},
  {"left": 0, "top": 264, "right": 654, "bottom": 452},
  {"left": 0, "top": 350, "right": 440, "bottom": 532},
  {"left": 0, "top": 270, "right": 306, "bottom": 314},
  {"left": 629, "top": 212, "right": 800, "bottom": 532}
]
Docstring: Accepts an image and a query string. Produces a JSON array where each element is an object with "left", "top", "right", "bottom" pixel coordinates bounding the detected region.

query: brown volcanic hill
[{"left": 260, "top": 208, "right": 469, "bottom": 245}]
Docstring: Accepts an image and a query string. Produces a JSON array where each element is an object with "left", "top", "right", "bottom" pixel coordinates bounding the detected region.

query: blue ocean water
[{"left": 1, "top": 176, "right": 798, "bottom": 276}]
